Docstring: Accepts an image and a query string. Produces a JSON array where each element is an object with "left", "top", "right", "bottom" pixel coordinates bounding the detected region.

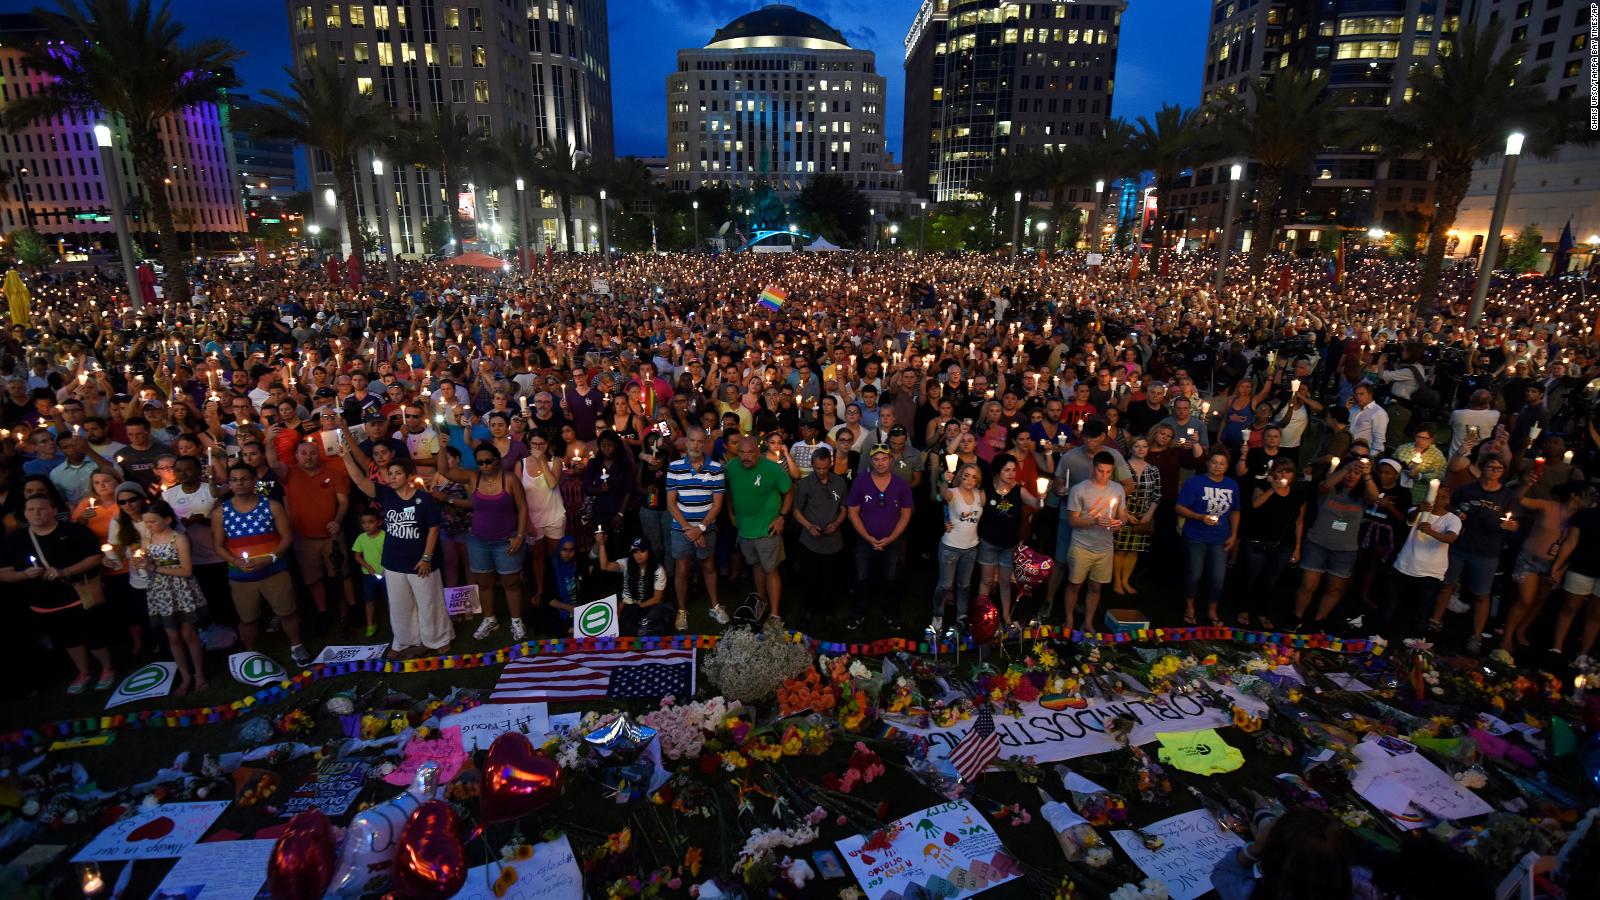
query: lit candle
[
  {"left": 945, "top": 453, "right": 958, "bottom": 472},
  {"left": 1289, "top": 378, "right": 1300, "bottom": 395},
  {"left": 1426, "top": 478, "right": 1439, "bottom": 503},
  {"left": 1241, "top": 428, "right": 1251, "bottom": 447},
  {"left": 1564, "top": 450, "right": 1574, "bottom": 465},
  {"left": 1534, "top": 455, "right": 1546, "bottom": 475},
  {"left": 1330, "top": 456, "right": 1340, "bottom": 470},
  {"left": 1035, "top": 476, "right": 1049, "bottom": 497},
  {"left": 1107, "top": 497, "right": 1118, "bottom": 520}
]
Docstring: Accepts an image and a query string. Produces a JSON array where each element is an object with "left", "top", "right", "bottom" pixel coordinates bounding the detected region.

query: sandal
[
  {"left": 1257, "top": 616, "right": 1275, "bottom": 631},
  {"left": 94, "top": 670, "right": 117, "bottom": 691},
  {"left": 1181, "top": 614, "right": 1198, "bottom": 626},
  {"left": 1235, "top": 613, "right": 1251, "bottom": 627},
  {"left": 67, "top": 673, "right": 92, "bottom": 695}
]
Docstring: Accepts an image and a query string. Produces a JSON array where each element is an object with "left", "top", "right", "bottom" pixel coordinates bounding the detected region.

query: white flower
[
  {"left": 784, "top": 858, "right": 816, "bottom": 888},
  {"left": 849, "top": 660, "right": 871, "bottom": 681},
  {"left": 1085, "top": 846, "right": 1114, "bottom": 868},
  {"left": 1454, "top": 769, "right": 1487, "bottom": 789}
]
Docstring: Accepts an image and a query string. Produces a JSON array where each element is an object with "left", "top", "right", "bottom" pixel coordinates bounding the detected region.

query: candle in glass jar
[
  {"left": 1564, "top": 450, "right": 1574, "bottom": 464},
  {"left": 1426, "top": 479, "right": 1439, "bottom": 503}
]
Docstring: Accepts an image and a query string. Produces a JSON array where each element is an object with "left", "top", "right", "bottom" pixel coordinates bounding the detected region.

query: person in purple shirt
[
  {"left": 846, "top": 444, "right": 914, "bottom": 633},
  {"left": 562, "top": 363, "right": 605, "bottom": 442}
]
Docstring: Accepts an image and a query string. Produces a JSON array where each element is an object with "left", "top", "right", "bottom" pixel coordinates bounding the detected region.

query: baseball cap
[
  {"left": 869, "top": 444, "right": 893, "bottom": 457},
  {"left": 629, "top": 537, "right": 649, "bottom": 553},
  {"left": 889, "top": 424, "right": 907, "bottom": 436},
  {"left": 363, "top": 411, "right": 386, "bottom": 424},
  {"left": 315, "top": 387, "right": 336, "bottom": 399}
]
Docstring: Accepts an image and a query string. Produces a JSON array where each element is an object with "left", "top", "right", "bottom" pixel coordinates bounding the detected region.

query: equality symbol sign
[
  {"left": 574, "top": 595, "right": 619, "bottom": 638},
  {"left": 107, "top": 662, "right": 177, "bottom": 709},
  {"left": 229, "top": 651, "right": 288, "bottom": 686}
]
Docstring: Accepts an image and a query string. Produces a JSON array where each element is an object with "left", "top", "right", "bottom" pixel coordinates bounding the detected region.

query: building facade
[
  {"left": 1451, "top": 0, "right": 1599, "bottom": 269},
  {"left": 230, "top": 94, "right": 301, "bottom": 206},
  {"left": 1165, "top": 0, "right": 1461, "bottom": 252},
  {"left": 665, "top": 4, "right": 897, "bottom": 207},
  {"left": 285, "top": 0, "right": 614, "bottom": 254},
  {"left": 0, "top": 13, "right": 246, "bottom": 247},
  {"left": 902, "top": 0, "right": 1123, "bottom": 203}
]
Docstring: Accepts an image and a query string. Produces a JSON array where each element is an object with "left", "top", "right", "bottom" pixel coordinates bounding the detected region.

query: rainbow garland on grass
[
  {"left": 757, "top": 285, "right": 786, "bottom": 311},
  {"left": 0, "top": 625, "right": 1381, "bottom": 751}
]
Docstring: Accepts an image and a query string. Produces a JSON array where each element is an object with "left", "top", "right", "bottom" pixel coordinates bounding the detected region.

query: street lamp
[
  {"left": 1469, "top": 131, "right": 1525, "bottom": 326},
  {"left": 869, "top": 208, "right": 876, "bottom": 251},
  {"left": 1035, "top": 219, "right": 1048, "bottom": 251},
  {"left": 1090, "top": 179, "right": 1107, "bottom": 251},
  {"left": 889, "top": 222, "right": 899, "bottom": 247},
  {"left": 1011, "top": 190, "right": 1023, "bottom": 263},
  {"left": 598, "top": 188, "right": 610, "bottom": 268},
  {"left": 371, "top": 157, "right": 398, "bottom": 289},
  {"left": 918, "top": 199, "right": 928, "bottom": 253},
  {"left": 691, "top": 199, "right": 700, "bottom": 250},
  {"left": 11, "top": 165, "right": 34, "bottom": 229},
  {"left": 94, "top": 124, "right": 143, "bottom": 310},
  {"left": 1215, "top": 162, "right": 1242, "bottom": 293},
  {"left": 514, "top": 176, "right": 530, "bottom": 275},
  {"left": 1366, "top": 227, "right": 1387, "bottom": 240}
]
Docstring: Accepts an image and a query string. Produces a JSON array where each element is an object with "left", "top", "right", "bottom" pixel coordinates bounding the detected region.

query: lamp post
[
  {"left": 691, "top": 199, "right": 700, "bottom": 250},
  {"left": 11, "top": 165, "right": 35, "bottom": 230},
  {"left": 1090, "top": 179, "right": 1106, "bottom": 251},
  {"left": 869, "top": 208, "right": 876, "bottom": 250},
  {"left": 324, "top": 187, "right": 348, "bottom": 258},
  {"left": 94, "top": 124, "right": 143, "bottom": 311},
  {"left": 1469, "top": 131, "right": 1524, "bottom": 326},
  {"left": 1215, "top": 162, "right": 1242, "bottom": 294},
  {"left": 1011, "top": 190, "right": 1023, "bottom": 263},
  {"left": 371, "top": 157, "right": 398, "bottom": 289},
  {"left": 788, "top": 222, "right": 799, "bottom": 251},
  {"left": 515, "top": 177, "right": 529, "bottom": 275},
  {"left": 918, "top": 199, "right": 928, "bottom": 253},
  {"left": 598, "top": 188, "right": 610, "bottom": 267},
  {"left": 1035, "top": 219, "right": 1048, "bottom": 251}
]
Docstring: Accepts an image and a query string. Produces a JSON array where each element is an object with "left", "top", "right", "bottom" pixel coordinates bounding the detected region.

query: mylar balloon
[
  {"left": 328, "top": 761, "right": 441, "bottom": 896},
  {"left": 970, "top": 594, "right": 1000, "bottom": 645},
  {"left": 390, "top": 801, "right": 468, "bottom": 898},
  {"left": 268, "top": 809, "right": 336, "bottom": 900},
  {"left": 1011, "top": 545, "right": 1054, "bottom": 595},
  {"left": 480, "top": 732, "right": 564, "bottom": 824}
]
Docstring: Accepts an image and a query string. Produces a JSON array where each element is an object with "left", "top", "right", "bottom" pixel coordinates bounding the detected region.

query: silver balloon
[
  {"left": 583, "top": 714, "right": 657, "bottom": 757},
  {"left": 327, "top": 761, "right": 441, "bottom": 896}
]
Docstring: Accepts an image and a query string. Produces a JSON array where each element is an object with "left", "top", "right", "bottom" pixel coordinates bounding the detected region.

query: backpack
[{"left": 1407, "top": 365, "right": 1442, "bottom": 410}]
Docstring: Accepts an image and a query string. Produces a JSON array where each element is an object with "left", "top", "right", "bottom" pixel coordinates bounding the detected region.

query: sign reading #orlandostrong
[{"left": 900, "top": 684, "right": 1267, "bottom": 765}]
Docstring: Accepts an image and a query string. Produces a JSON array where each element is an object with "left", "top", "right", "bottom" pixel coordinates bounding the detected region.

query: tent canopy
[
  {"left": 444, "top": 251, "right": 508, "bottom": 269},
  {"left": 804, "top": 236, "right": 842, "bottom": 251}
]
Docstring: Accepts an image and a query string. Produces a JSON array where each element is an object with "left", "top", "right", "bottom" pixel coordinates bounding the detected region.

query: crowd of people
[{"left": 2, "top": 245, "right": 1597, "bottom": 696}]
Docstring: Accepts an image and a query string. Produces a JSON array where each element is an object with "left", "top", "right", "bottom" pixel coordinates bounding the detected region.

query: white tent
[{"left": 804, "top": 236, "right": 843, "bottom": 252}]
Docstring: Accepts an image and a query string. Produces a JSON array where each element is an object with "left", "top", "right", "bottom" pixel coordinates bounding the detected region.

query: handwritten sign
[
  {"left": 441, "top": 702, "right": 551, "bottom": 752},
  {"left": 152, "top": 839, "right": 276, "bottom": 899},
  {"left": 279, "top": 759, "right": 369, "bottom": 818},
  {"left": 903, "top": 683, "right": 1264, "bottom": 765},
  {"left": 312, "top": 644, "right": 388, "bottom": 665},
  {"left": 835, "top": 800, "right": 1020, "bottom": 900},
  {"left": 455, "top": 834, "right": 583, "bottom": 899},
  {"left": 1352, "top": 735, "right": 1492, "bottom": 827},
  {"left": 445, "top": 584, "right": 481, "bottom": 616},
  {"left": 1111, "top": 809, "right": 1246, "bottom": 900},
  {"left": 73, "top": 801, "right": 230, "bottom": 863},
  {"left": 384, "top": 726, "right": 466, "bottom": 787}
]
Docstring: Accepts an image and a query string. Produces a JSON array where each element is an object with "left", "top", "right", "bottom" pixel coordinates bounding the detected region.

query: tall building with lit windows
[
  {"left": 665, "top": 5, "right": 896, "bottom": 204},
  {"left": 285, "top": 0, "right": 614, "bottom": 253},
  {"left": 1165, "top": 0, "right": 1462, "bottom": 253},
  {"left": 902, "top": 0, "right": 1124, "bottom": 203}
]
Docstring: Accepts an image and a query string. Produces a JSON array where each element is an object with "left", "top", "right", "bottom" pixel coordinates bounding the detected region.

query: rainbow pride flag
[{"left": 757, "top": 286, "right": 786, "bottom": 311}]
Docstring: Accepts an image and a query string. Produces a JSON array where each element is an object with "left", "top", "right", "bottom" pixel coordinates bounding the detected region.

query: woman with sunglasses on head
[{"left": 439, "top": 441, "right": 530, "bottom": 643}]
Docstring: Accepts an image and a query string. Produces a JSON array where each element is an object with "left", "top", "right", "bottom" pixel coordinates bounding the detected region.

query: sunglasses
[
  {"left": 475, "top": 457, "right": 496, "bottom": 466},
  {"left": 117, "top": 497, "right": 143, "bottom": 506}
]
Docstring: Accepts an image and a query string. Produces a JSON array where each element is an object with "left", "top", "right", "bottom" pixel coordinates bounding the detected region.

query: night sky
[{"left": 153, "top": 0, "right": 1207, "bottom": 161}]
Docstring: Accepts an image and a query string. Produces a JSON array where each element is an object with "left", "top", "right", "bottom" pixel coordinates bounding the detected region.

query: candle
[
  {"left": 1107, "top": 497, "right": 1118, "bottom": 520},
  {"left": 1564, "top": 450, "right": 1574, "bottom": 465},
  {"left": 1241, "top": 428, "right": 1251, "bottom": 447},
  {"left": 1426, "top": 478, "right": 1439, "bottom": 503},
  {"left": 1534, "top": 455, "right": 1546, "bottom": 475},
  {"left": 1289, "top": 378, "right": 1300, "bottom": 395},
  {"left": 241, "top": 551, "right": 250, "bottom": 563},
  {"left": 1330, "top": 456, "right": 1340, "bottom": 470},
  {"left": 100, "top": 543, "right": 113, "bottom": 554},
  {"left": 28, "top": 555, "right": 37, "bottom": 568},
  {"left": 945, "top": 453, "right": 958, "bottom": 472},
  {"left": 1035, "top": 476, "right": 1049, "bottom": 497},
  {"left": 80, "top": 862, "right": 104, "bottom": 896},
  {"left": 519, "top": 395, "right": 528, "bottom": 414},
  {"left": 1412, "top": 453, "right": 1422, "bottom": 465}
]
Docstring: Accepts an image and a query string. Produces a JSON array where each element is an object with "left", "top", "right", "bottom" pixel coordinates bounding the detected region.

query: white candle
[
  {"left": 1241, "top": 428, "right": 1252, "bottom": 447},
  {"left": 1330, "top": 456, "right": 1340, "bottom": 470},
  {"left": 1564, "top": 451, "right": 1574, "bottom": 464},
  {"left": 945, "top": 453, "right": 958, "bottom": 472},
  {"left": 1289, "top": 378, "right": 1300, "bottom": 395},
  {"left": 1035, "top": 476, "right": 1049, "bottom": 497},
  {"left": 1426, "top": 478, "right": 1439, "bottom": 503},
  {"left": 1107, "top": 497, "right": 1118, "bottom": 520}
]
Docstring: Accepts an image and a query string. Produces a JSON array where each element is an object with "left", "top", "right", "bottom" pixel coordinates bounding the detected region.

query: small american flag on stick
[{"left": 949, "top": 703, "right": 1001, "bottom": 782}]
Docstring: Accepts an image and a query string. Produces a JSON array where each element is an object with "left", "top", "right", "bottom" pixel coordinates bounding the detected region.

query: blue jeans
[
  {"left": 854, "top": 541, "right": 898, "bottom": 619},
  {"left": 933, "top": 542, "right": 978, "bottom": 618},
  {"left": 1184, "top": 540, "right": 1228, "bottom": 609}
]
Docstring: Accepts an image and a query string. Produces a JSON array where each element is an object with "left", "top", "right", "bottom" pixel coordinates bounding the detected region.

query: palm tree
[
  {"left": 6, "top": 0, "right": 240, "bottom": 301},
  {"left": 394, "top": 111, "right": 491, "bottom": 254},
  {"left": 1209, "top": 72, "right": 1338, "bottom": 275},
  {"left": 534, "top": 143, "right": 591, "bottom": 252},
  {"left": 243, "top": 54, "right": 394, "bottom": 259},
  {"left": 969, "top": 157, "right": 1030, "bottom": 250},
  {"left": 1084, "top": 117, "right": 1137, "bottom": 250},
  {"left": 1021, "top": 146, "right": 1093, "bottom": 251},
  {"left": 1368, "top": 22, "right": 1567, "bottom": 302},
  {"left": 485, "top": 129, "right": 545, "bottom": 256},
  {"left": 1130, "top": 104, "right": 1208, "bottom": 256}
]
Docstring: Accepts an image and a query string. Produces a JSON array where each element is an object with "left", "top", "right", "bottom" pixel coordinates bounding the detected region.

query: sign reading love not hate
[{"left": 72, "top": 801, "right": 230, "bottom": 863}]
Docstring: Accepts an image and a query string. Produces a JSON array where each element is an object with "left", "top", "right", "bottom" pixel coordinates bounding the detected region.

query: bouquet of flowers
[{"left": 702, "top": 620, "right": 815, "bottom": 703}]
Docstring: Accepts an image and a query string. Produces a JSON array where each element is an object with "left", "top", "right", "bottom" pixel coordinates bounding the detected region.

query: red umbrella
[
  {"left": 326, "top": 255, "right": 342, "bottom": 285},
  {"left": 345, "top": 255, "right": 363, "bottom": 287},
  {"left": 443, "top": 251, "right": 506, "bottom": 269}
]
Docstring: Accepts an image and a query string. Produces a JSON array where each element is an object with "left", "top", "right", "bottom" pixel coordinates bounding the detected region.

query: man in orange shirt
[{"left": 267, "top": 433, "right": 355, "bottom": 625}]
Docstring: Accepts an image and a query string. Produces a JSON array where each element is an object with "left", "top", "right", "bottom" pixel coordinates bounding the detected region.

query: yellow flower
[
  {"left": 515, "top": 843, "right": 534, "bottom": 861},
  {"left": 685, "top": 846, "right": 703, "bottom": 877}
]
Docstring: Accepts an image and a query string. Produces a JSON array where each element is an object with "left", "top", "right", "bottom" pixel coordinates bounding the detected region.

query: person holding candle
[
  {"left": 1427, "top": 455, "right": 1520, "bottom": 652},
  {"left": 1063, "top": 452, "right": 1127, "bottom": 633},
  {"left": 1175, "top": 448, "right": 1241, "bottom": 627},
  {"left": 1, "top": 493, "right": 114, "bottom": 693},
  {"left": 1385, "top": 484, "right": 1460, "bottom": 638},
  {"left": 1393, "top": 426, "right": 1448, "bottom": 506},
  {"left": 932, "top": 461, "right": 984, "bottom": 629},
  {"left": 134, "top": 499, "right": 208, "bottom": 694},
  {"left": 1112, "top": 435, "right": 1163, "bottom": 596},
  {"left": 1498, "top": 480, "right": 1585, "bottom": 653},
  {"left": 1548, "top": 490, "right": 1600, "bottom": 659},
  {"left": 213, "top": 461, "right": 309, "bottom": 663}
]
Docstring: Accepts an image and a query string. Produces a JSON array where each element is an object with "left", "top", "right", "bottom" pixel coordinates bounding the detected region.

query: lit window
[{"left": 356, "top": 76, "right": 374, "bottom": 94}]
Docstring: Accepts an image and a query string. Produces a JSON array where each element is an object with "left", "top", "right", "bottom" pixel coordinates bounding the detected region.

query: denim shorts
[
  {"left": 670, "top": 523, "right": 717, "bottom": 561},
  {"left": 466, "top": 534, "right": 524, "bottom": 575},
  {"left": 977, "top": 539, "right": 1014, "bottom": 568},
  {"left": 1512, "top": 548, "right": 1553, "bottom": 580},
  {"left": 1444, "top": 548, "right": 1498, "bottom": 596},
  {"left": 1299, "top": 540, "right": 1357, "bottom": 579}
]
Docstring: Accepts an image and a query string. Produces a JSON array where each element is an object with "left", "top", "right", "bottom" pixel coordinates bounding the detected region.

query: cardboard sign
[
  {"left": 1111, "top": 809, "right": 1247, "bottom": 900},
  {"left": 445, "top": 584, "right": 482, "bottom": 616},
  {"left": 384, "top": 726, "right": 467, "bottom": 787},
  {"left": 1352, "top": 735, "right": 1492, "bottom": 827},
  {"left": 152, "top": 839, "right": 276, "bottom": 899},
  {"left": 835, "top": 800, "right": 1020, "bottom": 900},
  {"left": 456, "top": 834, "right": 583, "bottom": 899},
  {"left": 73, "top": 801, "right": 230, "bottom": 863},
  {"left": 440, "top": 702, "right": 551, "bottom": 752},
  {"left": 107, "top": 662, "right": 178, "bottom": 709},
  {"left": 1086, "top": 253, "right": 1104, "bottom": 267},
  {"left": 228, "top": 651, "right": 287, "bottom": 686},
  {"left": 573, "top": 595, "right": 619, "bottom": 638},
  {"left": 312, "top": 644, "right": 389, "bottom": 665},
  {"left": 279, "top": 759, "right": 369, "bottom": 818}
]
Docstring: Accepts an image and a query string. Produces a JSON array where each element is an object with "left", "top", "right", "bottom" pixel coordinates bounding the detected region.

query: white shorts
[{"left": 1562, "top": 571, "right": 1600, "bottom": 598}]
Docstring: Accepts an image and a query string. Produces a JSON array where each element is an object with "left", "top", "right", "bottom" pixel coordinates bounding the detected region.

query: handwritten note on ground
[
  {"left": 1352, "top": 735, "right": 1492, "bottom": 828},
  {"left": 72, "top": 801, "right": 230, "bottom": 863},
  {"left": 1111, "top": 809, "right": 1246, "bottom": 900},
  {"left": 279, "top": 759, "right": 368, "bottom": 817},
  {"left": 835, "top": 799, "right": 1020, "bottom": 900},
  {"left": 384, "top": 726, "right": 466, "bottom": 786},
  {"left": 152, "top": 839, "right": 276, "bottom": 899},
  {"left": 454, "top": 834, "right": 583, "bottom": 900},
  {"left": 440, "top": 702, "right": 551, "bottom": 752}
]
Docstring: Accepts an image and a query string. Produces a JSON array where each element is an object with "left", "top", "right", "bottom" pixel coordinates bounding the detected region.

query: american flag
[
  {"left": 489, "top": 648, "right": 695, "bottom": 704},
  {"left": 949, "top": 704, "right": 1001, "bottom": 782}
]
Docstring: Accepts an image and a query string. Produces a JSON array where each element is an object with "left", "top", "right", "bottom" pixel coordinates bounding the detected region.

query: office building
[
  {"left": 902, "top": 0, "right": 1124, "bottom": 203},
  {"left": 0, "top": 13, "right": 246, "bottom": 245},
  {"left": 230, "top": 94, "right": 301, "bottom": 206},
  {"left": 1451, "top": 0, "right": 1598, "bottom": 269},
  {"left": 286, "top": 0, "right": 614, "bottom": 253},
  {"left": 1164, "top": 0, "right": 1461, "bottom": 251},
  {"left": 665, "top": 4, "right": 899, "bottom": 207}
]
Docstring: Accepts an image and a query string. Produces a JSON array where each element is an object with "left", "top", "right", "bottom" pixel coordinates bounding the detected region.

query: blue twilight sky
[{"left": 143, "top": 0, "right": 1208, "bottom": 160}]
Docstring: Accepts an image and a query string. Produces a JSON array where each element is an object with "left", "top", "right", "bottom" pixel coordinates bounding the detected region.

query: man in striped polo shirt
[{"left": 667, "top": 427, "right": 727, "bottom": 630}]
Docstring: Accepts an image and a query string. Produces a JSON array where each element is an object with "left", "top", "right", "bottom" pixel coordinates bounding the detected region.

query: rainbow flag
[{"left": 757, "top": 286, "right": 786, "bottom": 311}]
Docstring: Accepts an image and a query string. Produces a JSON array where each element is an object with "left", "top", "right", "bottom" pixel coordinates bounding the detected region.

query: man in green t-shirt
[{"left": 724, "top": 435, "right": 793, "bottom": 620}]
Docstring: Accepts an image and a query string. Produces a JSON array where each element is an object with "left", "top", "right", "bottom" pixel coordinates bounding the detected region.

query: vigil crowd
[{"left": 2, "top": 247, "right": 1597, "bottom": 696}]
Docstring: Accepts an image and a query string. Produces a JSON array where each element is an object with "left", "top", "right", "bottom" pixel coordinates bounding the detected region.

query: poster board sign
[
  {"left": 73, "top": 801, "right": 230, "bottom": 863},
  {"left": 835, "top": 800, "right": 1020, "bottom": 900},
  {"left": 1110, "top": 809, "right": 1246, "bottom": 900},
  {"left": 445, "top": 584, "right": 482, "bottom": 616}
]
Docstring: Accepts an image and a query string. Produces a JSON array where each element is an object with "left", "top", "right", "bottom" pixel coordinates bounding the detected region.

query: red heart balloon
[
  {"left": 479, "top": 732, "right": 564, "bottom": 825},
  {"left": 969, "top": 595, "right": 999, "bottom": 645},
  {"left": 390, "top": 801, "right": 467, "bottom": 899},
  {"left": 268, "top": 810, "right": 337, "bottom": 900}
]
